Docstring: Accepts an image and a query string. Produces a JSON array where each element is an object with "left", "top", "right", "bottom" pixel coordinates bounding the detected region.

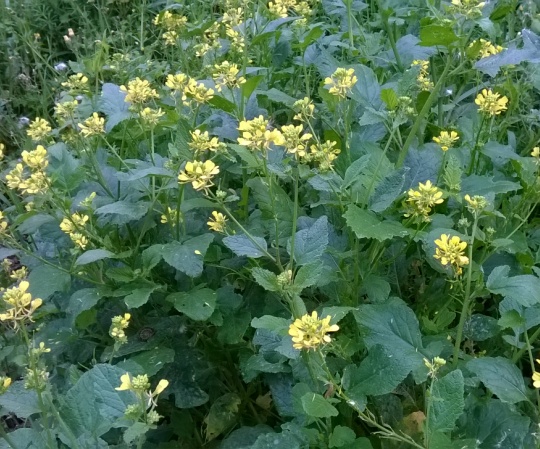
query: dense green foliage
[{"left": 1, "top": 0, "right": 540, "bottom": 448}]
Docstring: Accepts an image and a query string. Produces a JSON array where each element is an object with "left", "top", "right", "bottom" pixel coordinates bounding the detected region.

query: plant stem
[
  {"left": 287, "top": 168, "right": 300, "bottom": 270},
  {"left": 513, "top": 327, "right": 540, "bottom": 363},
  {"left": 452, "top": 214, "right": 478, "bottom": 368},
  {"left": 524, "top": 330, "right": 540, "bottom": 414},
  {"left": 397, "top": 56, "right": 453, "bottom": 168}
]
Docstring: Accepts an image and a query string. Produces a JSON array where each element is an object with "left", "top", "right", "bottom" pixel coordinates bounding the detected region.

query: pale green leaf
[{"left": 344, "top": 205, "right": 408, "bottom": 241}]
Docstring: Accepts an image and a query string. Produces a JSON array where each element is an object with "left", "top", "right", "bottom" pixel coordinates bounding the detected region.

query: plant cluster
[{"left": 1, "top": 0, "right": 540, "bottom": 448}]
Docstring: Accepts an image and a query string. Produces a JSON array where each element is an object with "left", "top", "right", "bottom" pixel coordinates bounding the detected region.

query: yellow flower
[
  {"left": 120, "top": 78, "right": 159, "bottom": 105},
  {"left": 474, "top": 89, "right": 508, "bottom": 116},
  {"left": 222, "top": 7, "right": 244, "bottom": 26},
  {"left": 70, "top": 233, "right": 88, "bottom": 249},
  {"left": 237, "top": 116, "right": 284, "bottom": 152},
  {"left": 293, "top": 97, "right": 315, "bottom": 122},
  {"left": 189, "top": 130, "right": 224, "bottom": 154},
  {"left": 0, "top": 143, "right": 4, "bottom": 160},
  {"left": 178, "top": 160, "right": 220, "bottom": 191},
  {"left": 60, "top": 213, "right": 89, "bottom": 234},
  {"left": 269, "top": 0, "right": 294, "bottom": 18},
  {"left": 226, "top": 25, "right": 245, "bottom": 52},
  {"left": 5, "top": 164, "right": 25, "bottom": 190},
  {"left": 110, "top": 313, "right": 130, "bottom": 344},
  {"left": 153, "top": 379, "right": 169, "bottom": 395},
  {"left": 154, "top": 11, "right": 187, "bottom": 31},
  {"left": 22, "top": 145, "right": 48, "bottom": 170},
  {"left": 433, "top": 131, "right": 459, "bottom": 151},
  {"left": 10, "top": 267, "right": 28, "bottom": 281},
  {"left": 54, "top": 100, "right": 79, "bottom": 121},
  {"left": 412, "top": 60, "right": 434, "bottom": 91},
  {"left": 165, "top": 73, "right": 190, "bottom": 92},
  {"left": 162, "top": 30, "right": 178, "bottom": 46},
  {"left": 0, "top": 376, "right": 11, "bottom": 394},
  {"left": 27, "top": 118, "right": 52, "bottom": 142},
  {"left": 212, "top": 61, "right": 246, "bottom": 92},
  {"left": 533, "top": 360, "right": 540, "bottom": 388},
  {"left": 61, "top": 73, "right": 88, "bottom": 93},
  {"left": 207, "top": 211, "right": 227, "bottom": 233},
  {"left": 324, "top": 68, "right": 357, "bottom": 99},
  {"left": 78, "top": 113, "right": 105, "bottom": 137},
  {"left": 469, "top": 39, "right": 504, "bottom": 59},
  {"left": 404, "top": 180, "right": 444, "bottom": 221},
  {"left": 309, "top": 140, "right": 340, "bottom": 171},
  {"left": 183, "top": 80, "right": 214, "bottom": 105},
  {"left": 139, "top": 107, "right": 165, "bottom": 126},
  {"left": 160, "top": 207, "right": 180, "bottom": 226},
  {"left": 280, "top": 124, "right": 312, "bottom": 158},
  {"left": 0, "top": 280, "right": 43, "bottom": 327},
  {"left": 434, "top": 234, "right": 469, "bottom": 275},
  {"left": 449, "top": 0, "right": 485, "bottom": 17},
  {"left": 18, "top": 171, "right": 50, "bottom": 195},
  {"left": 531, "top": 147, "right": 540, "bottom": 158},
  {"left": 288, "top": 311, "right": 339, "bottom": 350},
  {"left": 464, "top": 194, "right": 488, "bottom": 212},
  {"left": 116, "top": 373, "right": 132, "bottom": 391}
]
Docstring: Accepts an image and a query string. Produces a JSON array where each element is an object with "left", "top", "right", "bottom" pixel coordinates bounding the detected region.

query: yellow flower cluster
[
  {"left": 309, "top": 140, "right": 340, "bottom": 171},
  {"left": 154, "top": 9, "right": 187, "bottom": 46},
  {"left": 281, "top": 124, "right": 312, "bottom": 158},
  {"left": 268, "top": 0, "right": 313, "bottom": 18},
  {"left": 237, "top": 116, "right": 284, "bottom": 152},
  {"left": 212, "top": 61, "right": 246, "bottom": 92},
  {"left": 0, "top": 281, "right": 42, "bottom": 328},
  {"left": 532, "top": 360, "right": 540, "bottom": 388},
  {"left": 469, "top": 39, "right": 503, "bottom": 59},
  {"left": 475, "top": 89, "right": 508, "bottom": 116},
  {"left": 293, "top": 97, "right": 315, "bottom": 122},
  {"left": 424, "top": 356, "right": 446, "bottom": 378},
  {"left": 178, "top": 160, "right": 220, "bottom": 192},
  {"left": 448, "top": 0, "right": 485, "bottom": 18},
  {"left": 0, "top": 376, "right": 11, "bottom": 394},
  {"left": 54, "top": 100, "right": 79, "bottom": 123},
  {"left": 207, "top": 211, "right": 227, "bottom": 233},
  {"left": 324, "top": 68, "right": 357, "bottom": 99},
  {"left": 433, "top": 131, "right": 459, "bottom": 152},
  {"left": 464, "top": 194, "right": 488, "bottom": 213},
  {"left": 78, "top": 113, "right": 105, "bottom": 137},
  {"left": 195, "top": 23, "right": 222, "bottom": 57},
  {"left": 27, "top": 118, "right": 52, "bottom": 142},
  {"left": 10, "top": 267, "right": 28, "bottom": 281},
  {"left": 288, "top": 311, "right": 339, "bottom": 350},
  {"left": 434, "top": 234, "right": 469, "bottom": 275},
  {"left": 61, "top": 73, "right": 89, "bottom": 93},
  {"left": 160, "top": 207, "right": 180, "bottom": 226},
  {"left": 140, "top": 107, "right": 165, "bottom": 127},
  {"left": 189, "top": 130, "right": 225, "bottom": 155},
  {"left": 6, "top": 145, "right": 50, "bottom": 195},
  {"left": 120, "top": 78, "right": 159, "bottom": 106},
  {"left": 60, "top": 212, "right": 90, "bottom": 249},
  {"left": 0, "top": 143, "right": 4, "bottom": 160},
  {"left": 412, "top": 60, "right": 433, "bottom": 91},
  {"left": 404, "top": 180, "right": 444, "bottom": 221},
  {"left": 531, "top": 147, "right": 540, "bottom": 161},
  {"left": 110, "top": 313, "right": 130, "bottom": 345},
  {"left": 183, "top": 80, "right": 215, "bottom": 105},
  {"left": 116, "top": 373, "right": 169, "bottom": 423}
]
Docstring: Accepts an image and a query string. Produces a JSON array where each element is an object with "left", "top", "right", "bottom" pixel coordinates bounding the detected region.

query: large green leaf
[
  {"left": 117, "top": 348, "right": 175, "bottom": 376},
  {"left": 300, "top": 392, "right": 339, "bottom": 418},
  {"left": 170, "top": 288, "right": 217, "bottom": 321},
  {"left": 427, "top": 370, "right": 465, "bottom": 437},
  {"left": 461, "top": 175, "right": 521, "bottom": 197},
  {"left": 66, "top": 288, "right": 103, "bottom": 325},
  {"left": 161, "top": 234, "right": 214, "bottom": 277},
  {"left": 354, "top": 302, "right": 429, "bottom": 379},
  {"left": 28, "top": 264, "right": 71, "bottom": 300},
  {"left": 342, "top": 345, "right": 413, "bottom": 397},
  {"left": 287, "top": 216, "right": 329, "bottom": 265},
  {"left": 0, "top": 380, "right": 40, "bottom": 418},
  {"left": 467, "top": 357, "right": 528, "bottom": 404},
  {"left": 344, "top": 205, "right": 408, "bottom": 241},
  {"left": 0, "top": 428, "right": 47, "bottom": 449},
  {"left": 60, "top": 364, "right": 136, "bottom": 440},
  {"left": 99, "top": 83, "right": 131, "bottom": 131},
  {"left": 95, "top": 200, "right": 150, "bottom": 225},
  {"left": 204, "top": 393, "right": 241, "bottom": 441},
  {"left": 75, "top": 249, "right": 115, "bottom": 266},
  {"left": 486, "top": 266, "right": 540, "bottom": 307},
  {"left": 419, "top": 23, "right": 458, "bottom": 47},
  {"left": 223, "top": 234, "right": 268, "bottom": 258}
]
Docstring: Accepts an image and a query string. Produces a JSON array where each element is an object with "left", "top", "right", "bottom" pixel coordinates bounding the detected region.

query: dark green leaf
[
  {"left": 0, "top": 381, "right": 39, "bottom": 418},
  {"left": 75, "top": 249, "right": 115, "bottom": 266},
  {"left": 124, "top": 285, "right": 160, "bottom": 308},
  {"left": 252, "top": 267, "right": 280, "bottom": 291},
  {"left": 162, "top": 234, "right": 214, "bottom": 277},
  {"left": 99, "top": 83, "right": 131, "bottom": 131},
  {"left": 170, "top": 288, "right": 217, "bottom": 321},
  {"left": 344, "top": 205, "right": 409, "bottom": 241},
  {"left": 486, "top": 266, "right": 540, "bottom": 307},
  {"left": 204, "top": 393, "right": 241, "bottom": 440},
  {"left": 427, "top": 370, "right": 465, "bottom": 436},
  {"left": 300, "top": 392, "right": 339, "bottom": 417},
  {"left": 28, "top": 264, "right": 71, "bottom": 300},
  {"left": 223, "top": 234, "right": 268, "bottom": 258},
  {"left": 287, "top": 216, "right": 329, "bottom": 265},
  {"left": 420, "top": 24, "right": 458, "bottom": 47}
]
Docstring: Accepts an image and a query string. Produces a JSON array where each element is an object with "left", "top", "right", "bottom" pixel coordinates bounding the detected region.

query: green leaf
[
  {"left": 344, "top": 205, "right": 409, "bottom": 241},
  {"left": 342, "top": 345, "right": 413, "bottom": 397},
  {"left": 343, "top": 156, "right": 370, "bottom": 190},
  {"left": 223, "top": 234, "right": 268, "bottom": 258},
  {"left": 300, "top": 392, "right": 339, "bottom": 418},
  {"left": 419, "top": 24, "right": 458, "bottom": 47},
  {"left": 95, "top": 200, "right": 150, "bottom": 224},
  {"left": 461, "top": 175, "right": 521, "bottom": 197},
  {"left": 380, "top": 88, "right": 398, "bottom": 110},
  {"left": 17, "top": 213, "right": 55, "bottom": 234},
  {"left": 75, "top": 249, "right": 115, "bottom": 266},
  {"left": 28, "top": 264, "right": 71, "bottom": 300},
  {"left": 217, "top": 310, "right": 251, "bottom": 344},
  {"left": 329, "top": 425, "right": 356, "bottom": 448},
  {"left": 99, "top": 83, "right": 131, "bottom": 131},
  {"left": 252, "top": 432, "right": 301, "bottom": 449},
  {"left": 124, "top": 285, "right": 160, "bottom": 308},
  {"left": 368, "top": 168, "right": 408, "bottom": 213},
  {"left": 221, "top": 426, "right": 274, "bottom": 449},
  {"left": 48, "top": 142, "right": 84, "bottom": 191},
  {"left": 293, "top": 262, "right": 323, "bottom": 291},
  {"left": 66, "top": 288, "right": 103, "bottom": 325},
  {"left": 123, "top": 422, "right": 151, "bottom": 445},
  {"left": 287, "top": 216, "right": 329, "bottom": 265},
  {"left": 252, "top": 267, "right": 280, "bottom": 291},
  {"left": 170, "top": 288, "right": 217, "bottom": 321},
  {"left": 60, "top": 364, "right": 136, "bottom": 440},
  {"left": 204, "top": 393, "right": 241, "bottom": 441},
  {"left": 0, "top": 428, "right": 47, "bottom": 449},
  {"left": 486, "top": 266, "right": 540, "bottom": 307},
  {"left": 467, "top": 357, "right": 528, "bottom": 404},
  {"left": 162, "top": 234, "right": 214, "bottom": 277},
  {"left": 257, "top": 88, "right": 298, "bottom": 107},
  {"left": 427, "top": 370, "right": 465, "bottom": 437},
  {"left": 117, "top": 348, "right": 175, "bottom": 376},
  {"left": 354, "top": 302, "right": 429, "bottom": 379},
  {"left": 251, "top": 315, "right": 290, "bottom": 332},
  {"left": 0, "top": 380, "right": 39, "bottom": 418}
]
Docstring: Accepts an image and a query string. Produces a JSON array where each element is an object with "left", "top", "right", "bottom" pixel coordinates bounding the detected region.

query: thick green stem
[
  {"left": 397, "top": 56, "right": 453, "bottom": 168},
  {"left": 452, "top": 214, "right": 478, "bottom": 368}
]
